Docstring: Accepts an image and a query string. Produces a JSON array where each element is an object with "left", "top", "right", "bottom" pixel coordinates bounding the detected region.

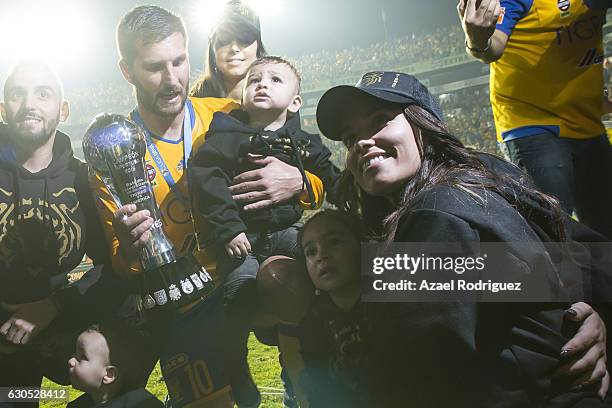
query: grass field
[{"left": 41, "top": 334, "right": 284, "bottom": 407}]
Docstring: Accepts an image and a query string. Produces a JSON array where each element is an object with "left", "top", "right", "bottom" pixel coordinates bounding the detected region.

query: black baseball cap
[{"left": 316, "top": 71, "right": 443, "bottom": 141}]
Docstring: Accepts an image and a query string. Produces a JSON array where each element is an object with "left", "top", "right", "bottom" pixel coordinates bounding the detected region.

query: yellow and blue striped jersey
[
  {"left": 92, "top": 97, "right": 238, "bottom": 279},
  {"left": 92, "top": 97, "right": 324, "bottom": 280},
  {"left": 491, "top": 0, "right": 606, "bottom": 142}
]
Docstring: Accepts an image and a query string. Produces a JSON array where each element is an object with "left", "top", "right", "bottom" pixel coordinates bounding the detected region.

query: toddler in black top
[
  {"left": 67, "top": 322, "right": 161, "bottom": 408},
  {"left": 190, "top": 55, "right": 339, "bottom": 293},
  {"left": 189, "top": 56, "right": 339, "bottom": 405},
  {"left": 190, "top": 56, "right": 338, "bottom": 252}
]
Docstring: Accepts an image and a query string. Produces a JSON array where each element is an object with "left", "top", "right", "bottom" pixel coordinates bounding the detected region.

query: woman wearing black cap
[
  {"left": 190, "top": 2, "right": 266, "bottom": 101},
  {"left": 309, "top": 71, "right": 612, "bottom": 407},
  {"left": 190, "top": 4, "right": 315, "bottom": 407}
]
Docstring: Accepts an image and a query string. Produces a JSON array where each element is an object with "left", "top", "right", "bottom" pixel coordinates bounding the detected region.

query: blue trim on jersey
[
  {"left": 187, "top": 97, "right": 196, "bottom": 130},
  {"left": 501, "top": 125, "right": 560, "bottom": 142},
  {"left": 149, "top": 133, "right": 184, "bottom": 144},
  {"left": 497, "top": 0, "right": 534, "bottom": 35}
]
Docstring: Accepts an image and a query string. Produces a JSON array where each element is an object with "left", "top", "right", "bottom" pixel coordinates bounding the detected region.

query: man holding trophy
[{"left": 88, "top": 5, "right": 323, "bottom": 407}]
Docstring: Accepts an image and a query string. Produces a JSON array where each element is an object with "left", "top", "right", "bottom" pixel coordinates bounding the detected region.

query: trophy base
[{"left": 140, "top": 253, "right": 216, "bottom": 312}]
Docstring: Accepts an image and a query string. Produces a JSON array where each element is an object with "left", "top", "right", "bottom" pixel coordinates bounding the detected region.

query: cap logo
[
  {"left": 360, "top": 72, "right": 384, "bottom": 87},
  {"left": 391, "top": 73, "right": 400, "bottom": 88}
]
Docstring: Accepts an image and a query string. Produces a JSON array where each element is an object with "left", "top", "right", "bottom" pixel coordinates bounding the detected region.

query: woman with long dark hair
[
  {"left": 190, "top": 7, "right": 266, "bottom": 100},
  {"left": 190, "top": 5, "right": 315, "bottom": 408},
  {"left": 302, "top": 71, "right": 612, "bottom": 407}
]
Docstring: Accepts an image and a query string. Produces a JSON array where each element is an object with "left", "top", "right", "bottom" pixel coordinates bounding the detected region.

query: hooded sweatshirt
[
  {"left": 189, "top": 110, "right": 341, "bottom": 247},
  {"left": 0, "top": 124, "right": 126, "bottom": 383},
  {"left": 0, "top": 123, "right": 103, "bottom": 304}
]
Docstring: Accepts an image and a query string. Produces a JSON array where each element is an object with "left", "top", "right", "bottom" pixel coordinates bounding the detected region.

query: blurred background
[{"left": 0, "top": 0, "right": 610, "bottom": 164}]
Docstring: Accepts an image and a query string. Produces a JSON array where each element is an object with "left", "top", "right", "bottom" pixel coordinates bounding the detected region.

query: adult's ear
[
  {"left": 59, "top": 100, "right": 70, "bottom": 123},
  {"left": 119, "top": 60, "right": 134, "bottom": 85}
]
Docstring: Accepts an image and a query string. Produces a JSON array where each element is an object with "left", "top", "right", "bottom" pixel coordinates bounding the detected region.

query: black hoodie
[
  {"left": 0, "top": 124, "right": 126, "bottom": 383},
  {"left": 0, "top": 123, "right": 109, "bottom": 303},
  {"left": 190, "top": 110, "right": 341, "bottom": 247}
]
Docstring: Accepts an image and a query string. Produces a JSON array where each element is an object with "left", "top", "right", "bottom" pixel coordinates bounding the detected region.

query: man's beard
[
  {"left": 8, "top": 112, "right": 58, "bottom": 149},
  {"left": 133, "top": 79, "right": 189, "bottom": 118}
]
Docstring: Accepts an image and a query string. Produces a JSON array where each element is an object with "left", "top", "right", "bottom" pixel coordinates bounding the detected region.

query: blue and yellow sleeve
[{"left": 497, "top": 0, "right": 534, "bottom": 35}]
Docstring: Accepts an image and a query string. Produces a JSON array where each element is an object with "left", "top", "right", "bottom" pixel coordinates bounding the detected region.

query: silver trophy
[{"left": 83, "top": 113, "right": 214, "bottom": 312}]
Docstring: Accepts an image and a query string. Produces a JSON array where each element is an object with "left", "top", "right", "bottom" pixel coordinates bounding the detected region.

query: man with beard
[
  {"left": 90, "top": 6, "right": 323, "bottom": 407},
  {"left": 0, "top": 61, "right": 121, "bottom": 406}
]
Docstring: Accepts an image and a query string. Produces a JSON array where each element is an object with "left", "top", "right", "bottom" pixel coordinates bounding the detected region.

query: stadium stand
[{"left": 58, "top": 21, "right": 612, "bottom": 162}]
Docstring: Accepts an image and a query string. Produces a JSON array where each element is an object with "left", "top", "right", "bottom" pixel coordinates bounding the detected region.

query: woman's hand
[{"left": 556, "top": 302, "right": 608, "bottom": 399}]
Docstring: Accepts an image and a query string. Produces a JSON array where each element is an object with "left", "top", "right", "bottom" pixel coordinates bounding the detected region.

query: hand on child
[
  {"left": 230, "top": 156, "right": 303, "bottom": 211},
  {"left": 226, "top": 232, "right": 251, "bottom": 258}
]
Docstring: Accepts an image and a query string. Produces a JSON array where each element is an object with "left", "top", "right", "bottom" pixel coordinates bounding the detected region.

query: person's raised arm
[{"left": 458, "top": 0, "right": 508, "bottom": 63}]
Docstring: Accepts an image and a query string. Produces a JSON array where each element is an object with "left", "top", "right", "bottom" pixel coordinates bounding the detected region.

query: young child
[
  {"left": 297, "top": 210, "right": 366, "bottom": 408},
  {"left": 189, "top": 55, "right": 340, "bottom": 406},
  {"left": 67, "top": 322, "right": 162, "bottom": 408}
]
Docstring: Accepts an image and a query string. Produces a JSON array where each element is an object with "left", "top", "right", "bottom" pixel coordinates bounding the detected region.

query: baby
[{"left": 67, "top": 322, "right": 161, "bottom": 408}]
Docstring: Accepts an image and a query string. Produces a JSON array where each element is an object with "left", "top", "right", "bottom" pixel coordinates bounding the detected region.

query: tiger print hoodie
[{"left": 0, "top": 123, "right": 110, "bottom": 305}]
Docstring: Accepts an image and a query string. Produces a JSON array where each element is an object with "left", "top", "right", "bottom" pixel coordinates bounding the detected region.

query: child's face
[
  {"left": 242, "top": 62, "right": 302, "bottom": 116},
  {"left": 301, "top": 215, "right": 361, "bottom": 294},
  {"left": 68, "top": 331, "right": 111, "bottom": 393}
]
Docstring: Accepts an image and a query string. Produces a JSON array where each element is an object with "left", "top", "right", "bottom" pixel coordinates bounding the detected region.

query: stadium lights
[
  {"left": 0, "top": 3, "right": 94, "bottom": 69},
  {"left": 194, "top": 0, "right": 232, "bottom": 34}
]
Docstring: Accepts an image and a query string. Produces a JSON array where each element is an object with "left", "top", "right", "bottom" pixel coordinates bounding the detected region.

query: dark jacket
[
  {"left": 66, "top": 388, "right": 164, "bottom": 408},
  {"left": 0, "top": 127, "right": 101, "bottom": 303},
  {"left": 0, "top": 124, "right": 127, "bottom": 383},
  {"left": 368, "top": 179, "right": 611, "bottom": 407},
  {"left": 299, "top": 296, "right": 368, "bottom": 408},
  {"left": 190, "top": 110, "right": 340, "bottom": 246},
  {"left": 300, "top": 157, "right": 611, "bottom": 407}
]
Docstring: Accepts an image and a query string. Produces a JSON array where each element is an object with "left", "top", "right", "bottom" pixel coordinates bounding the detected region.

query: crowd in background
[
  {"left": 60, "top": 24, "right": 611, "bottom": 162},
  {"left": 61, "top": 83, "right": 133, "bottom": 146},
  {"left": 441, "top": 86, "right": 497, "bottom": 153},
  {"left": 60, "top": 24, "right": 488, "bottom": 161},
  {"left": 316, "top": 85, "right": 498, "bottom": 171},
  {"left": 292, "top": 26, "right": 464, "bottom": 87}
]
